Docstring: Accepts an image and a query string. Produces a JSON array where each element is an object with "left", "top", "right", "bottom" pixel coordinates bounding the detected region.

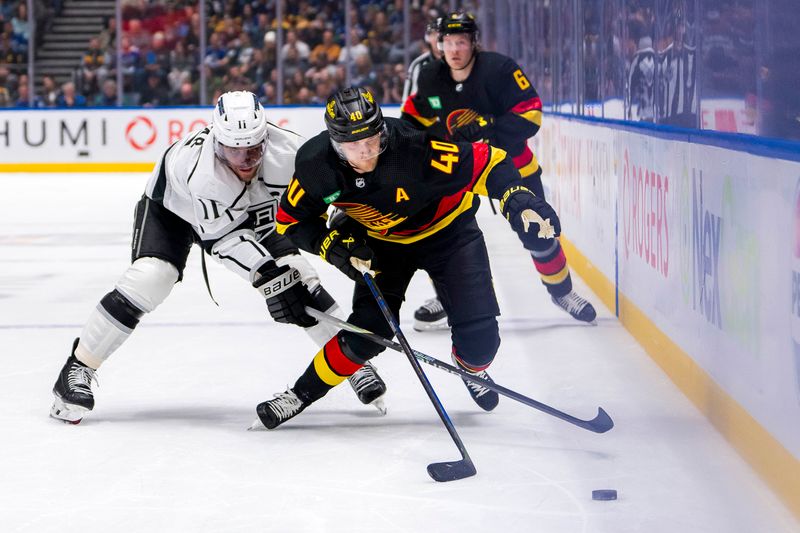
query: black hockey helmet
[
  {"left": 324, "top": 87, "right": 385, "bottom": 143},
  {"left": 324, "top": 87, "right": 388, "bottom": 163},
  {"left": 426, "top": 15, "right": 442, "bottom": 35},
  {"left": 438, "top": 11, "right": 479, "bottom": 45}
]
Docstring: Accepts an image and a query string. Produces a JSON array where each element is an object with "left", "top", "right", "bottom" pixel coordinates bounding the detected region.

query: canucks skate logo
[
  {"left": 428, "top": 96, "right": 442, "bottom": 109},
  {"left": 337, "top": 202, "right": 406, "bottom": 231}
]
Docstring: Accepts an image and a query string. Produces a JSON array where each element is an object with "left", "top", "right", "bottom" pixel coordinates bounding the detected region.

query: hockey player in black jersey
[
  {"left": 255, "top": 87, "right": 562, "bottom": 429},
  {"left": 402, "top": 11, "right": 596, "bottom": 329},
  {"left": 49, "top": 90, "right": 387, "bottom": 424}
]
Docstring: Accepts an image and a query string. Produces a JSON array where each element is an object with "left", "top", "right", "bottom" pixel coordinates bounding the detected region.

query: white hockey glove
[{"left": 275, "top": 253, "right": 321, "bottom": 290}]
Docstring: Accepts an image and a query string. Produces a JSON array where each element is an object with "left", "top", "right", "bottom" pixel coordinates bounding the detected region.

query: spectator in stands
[
  {"left": 56, "top": 82, "right": 87, "bottom": 108},
  {"left": 257, "top": 81, "right": 277, "bottom": 105},
  {"left": 0, "top": 66, "right": 11, "bottom": 107},
  {"left": 249, "top": 13, "right": 270, "bottom": 47},
  {"left": 78, "top": 37, "right": 107, "bottom": 97},
  {"left": 40, "top": 75, "right": 59, "bottom": 107},
  {"left": 204, "top": 31, "right": 230, "bottom": 77},
  {"left": 93, "top": 79, "right": 117, "bottom": 107},
  {"left": 281, "top": 30, "right": 310, "bottom": 61},
  {"left": 338, "top": 28, "right": 368, "bottom": 63},
  {"left": 143, "top": 31, "right": 171, "bottom": 78},
  {"left": 126, "top": 18, "right": 148, "bottom": 50},
  {"left": 351, "top": 53, "right": 377, "bottom": 89},
  {"left": 282, "top": 41, "right": 308, "bottom": 80},
  {"left": 311, "top": 78, "right": 334, "bottom": 104},
  {"left": 235, "top": 32, "right": 256, "bottom": 70},
  {"left": 0, "top": 29, "right": 17, "bottom": 65},
  {"left": 366, "top": 30, "right": 390, "bottom": 65},
  {"left": 15, "top": 79, "right": 42, "bottom": 107},
  {"left": 139, "top": 71, "right": 169, "bottom": 107},
  {"left": 167, "top": 40, "right": 196, "bottom": 95},
  {"left": 10, "top": 2, "right": 28, "bottom": 53},
  {"left": 98, "top": 16, "right": 116, "bottom": 52},
  {"left": 119, "top": 36, "right": 142, "bottom": 90},
  {"left": 0, "top": 0, "right": 16, "bottom": 22},
  {"left": 174, "top": 81, "right": 197, "bottom": 105},
  {"left": 311, "top": 29, "right": 340, "bottom": 63}
]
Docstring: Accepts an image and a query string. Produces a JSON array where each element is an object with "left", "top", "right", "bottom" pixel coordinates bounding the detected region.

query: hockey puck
[{"left": 592, "top": 489, "right": 617, "bottom": 501}]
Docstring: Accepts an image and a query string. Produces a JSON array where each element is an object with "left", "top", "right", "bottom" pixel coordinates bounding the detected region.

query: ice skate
[
  {"left": 413, "top": 297, "right": 449, "bottom": 331},
  {"left": 551, "top": 290, "right": 597, "bottom": 324},
  {"left": 254, "top": 389, "right": 309, "bottom": 429},
  {"left": 50, "top": 338, "right": 97, "bottom": 424},
  {"left": 348, "top": 361, "right": 387, "bottom": 415},
  {"left": 451, "top": 353, "right": 499, "bottom": 412}
]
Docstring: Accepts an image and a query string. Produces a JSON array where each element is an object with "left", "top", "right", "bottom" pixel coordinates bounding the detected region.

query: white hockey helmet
[{"left": 212, "top": 91, "right": 268, "bottom": 176}]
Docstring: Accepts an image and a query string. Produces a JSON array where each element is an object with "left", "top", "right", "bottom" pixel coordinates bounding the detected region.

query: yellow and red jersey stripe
[
  {"left": 510, "top": 96, "right": 543, "bottom": 127},
  {"left": 275, "top": 207, "right": 300, "bottom": 235},
  {"left": 401, "top": 96, "right": 438, "bottom": 128}
]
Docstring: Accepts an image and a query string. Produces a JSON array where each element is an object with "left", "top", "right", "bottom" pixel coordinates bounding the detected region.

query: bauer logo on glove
[{"left": 255, "top": 265, "right": 301, "bottom": 298}]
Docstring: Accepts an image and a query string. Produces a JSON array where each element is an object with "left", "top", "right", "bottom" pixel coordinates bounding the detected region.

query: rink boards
[
  {"left": 1, "top": 106, "right": 798, "bottom": 519},
  {"left": 535, "top": 114, "right": 800, "bottom": 519}
]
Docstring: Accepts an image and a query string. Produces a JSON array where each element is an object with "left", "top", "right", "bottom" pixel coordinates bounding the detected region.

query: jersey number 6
[
  {"left": 430, "top": 140, "right": 459, "bottom": 174},
  {"left": 513, "top": 69, "right": 531, "bottom": 90}
]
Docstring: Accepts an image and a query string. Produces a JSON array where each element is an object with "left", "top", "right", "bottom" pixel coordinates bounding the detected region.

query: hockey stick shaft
[
  {"left": 356, "top": 271, "right": 476, "bottom": 481},
  {"left": 306, "top": 306, "right": 614, "bottom": 434}
]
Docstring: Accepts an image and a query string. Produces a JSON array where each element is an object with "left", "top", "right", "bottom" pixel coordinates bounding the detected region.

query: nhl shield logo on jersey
[{"left": 355, "top": 177, "right": 366, "bottom": 188}]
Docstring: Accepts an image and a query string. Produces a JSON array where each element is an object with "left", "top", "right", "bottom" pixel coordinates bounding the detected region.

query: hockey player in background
[
  {"left": 402, "top": 12, "right": 596, "bottom": 330},
  {"left": 254, "top": 87, "right": 562, "bottom": 429},
  {"left": 401, "top": 14, "right": 442, "bottom": 103},
  {"left": 50, "top": 90, "right": 387, "bottom": 424}
]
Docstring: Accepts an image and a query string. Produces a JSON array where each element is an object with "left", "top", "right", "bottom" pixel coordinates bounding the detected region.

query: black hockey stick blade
[
  {"left": 307, "top": 307, "right": 615, "bottom": 434},
  {"left": 356, "top": 271, "right": 477, "bottom": 482},
  {"left": 427, "top": 459, "right": 477, "bottom": 482}
]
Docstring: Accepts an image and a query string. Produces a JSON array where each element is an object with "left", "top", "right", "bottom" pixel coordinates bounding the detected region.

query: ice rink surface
[{"left": 0, "top": 173, "right": 797, "bottom": 532}]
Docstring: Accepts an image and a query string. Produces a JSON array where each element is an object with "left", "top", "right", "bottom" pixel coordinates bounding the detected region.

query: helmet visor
[
  {"left": 331, "top": 131, "right": 387, "bottom": 162},
  {"left": 215, "top": 140, "right": 265, "bottom": 170}
]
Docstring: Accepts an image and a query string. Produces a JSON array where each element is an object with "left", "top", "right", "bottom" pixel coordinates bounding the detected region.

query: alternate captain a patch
[{"left": 396, "top": 187, "right": 410, "bottom": 202}]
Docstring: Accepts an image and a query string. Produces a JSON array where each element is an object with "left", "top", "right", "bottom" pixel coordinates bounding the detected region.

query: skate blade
[
  {"left": 247, "top": 419, "right": 266, "bottom": 431},
  {"left": 412, "top": 318, "right": 450, "bottom": 332},
  {"left": 370, "top": 396, "right": 387, "bottom": 415},
  {"left": 50, "top": 397, "right": 89, "bottom": 424}
]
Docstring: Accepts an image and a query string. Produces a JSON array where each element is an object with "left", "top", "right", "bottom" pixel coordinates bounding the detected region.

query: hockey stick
[
  {"left": 306, "top": 306, "right": 614, "bottom": 434},
  {"left": 356, "top": 270, "right": 477, "bottom": 482}
]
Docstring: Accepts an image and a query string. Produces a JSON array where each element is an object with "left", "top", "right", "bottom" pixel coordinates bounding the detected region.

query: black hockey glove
[
  {"left": 317, "top": 228, "right": 375, "bottom": 282},
  {"left": 253, "top": 261, "right": 317, "bottom": 328},
  {"left": 499, "top": 185, "right": 561, "bottom": 241},
  {"left": 449, "top": 111, "right": 494, "bottom": 142}
]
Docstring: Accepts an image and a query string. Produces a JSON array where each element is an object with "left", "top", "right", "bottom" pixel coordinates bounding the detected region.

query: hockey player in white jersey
[{"left": 50, "top": 90, "right": 387, "bottom": 424}]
